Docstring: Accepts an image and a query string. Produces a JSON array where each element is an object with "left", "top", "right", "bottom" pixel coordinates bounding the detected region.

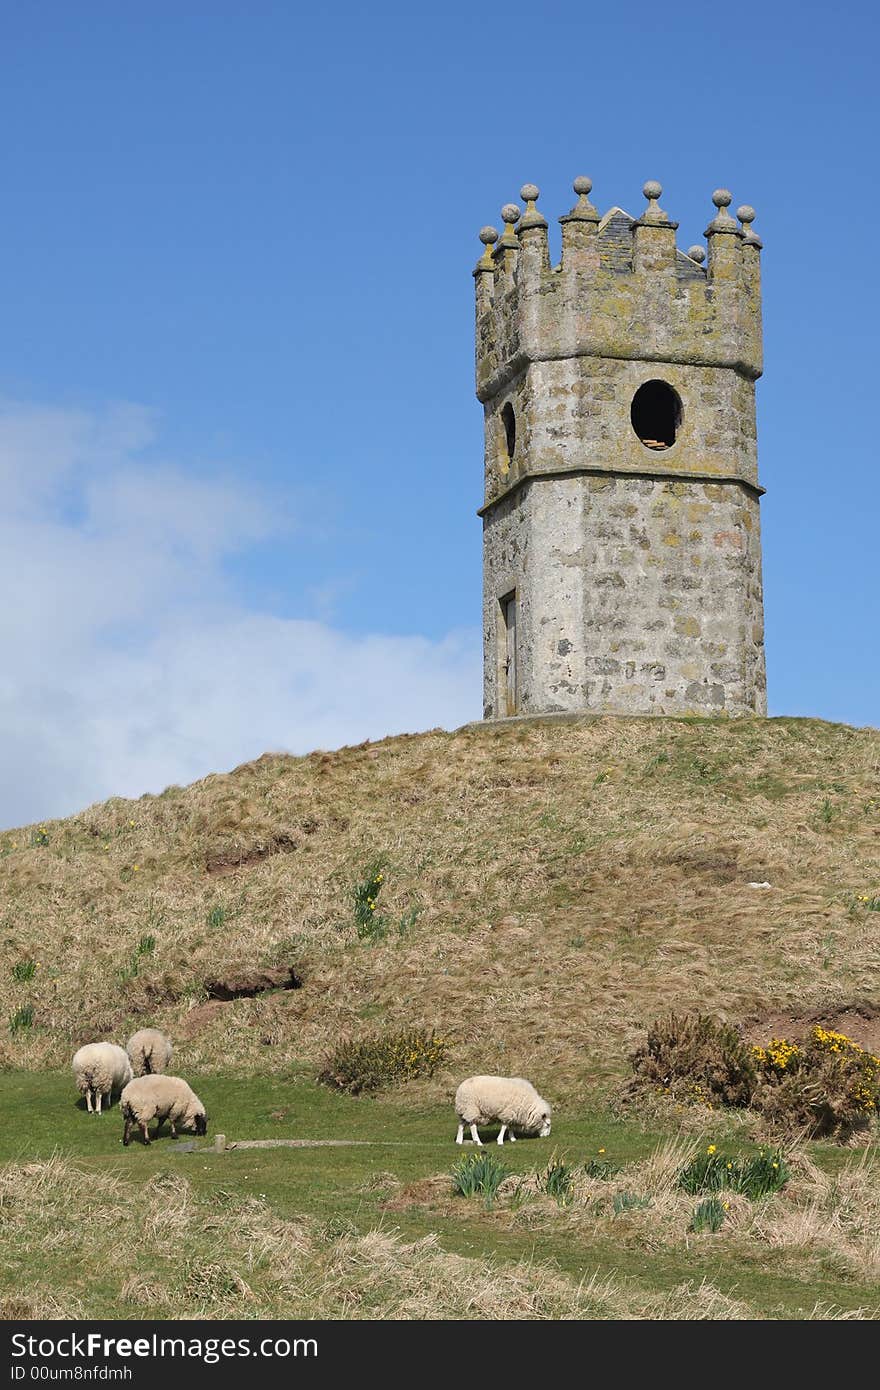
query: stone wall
[
  {"left": 483, "top": 356, "right": 758, "bottom": 509},
  {"left": 482, "top": 472, "right": 766, "bottom": 718}
]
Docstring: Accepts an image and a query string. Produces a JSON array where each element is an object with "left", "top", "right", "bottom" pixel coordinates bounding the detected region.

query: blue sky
[{"left": 0, "top": 1, "right": 877, "bottom": 825}]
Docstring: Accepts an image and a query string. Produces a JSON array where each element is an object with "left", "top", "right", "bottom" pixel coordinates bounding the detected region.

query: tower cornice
[{"left": 477, "top": 463, "right": 765, "bottom": 518}]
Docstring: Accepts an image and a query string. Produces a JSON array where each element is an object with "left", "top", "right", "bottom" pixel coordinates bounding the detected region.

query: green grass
[{"left": 2, "top": 1071, "right": 879, "bottom": 1320}]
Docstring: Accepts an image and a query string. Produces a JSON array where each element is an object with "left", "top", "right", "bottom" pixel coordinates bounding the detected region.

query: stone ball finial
[
  {"left": 501, "top": 203, "right": 521, "bottom": 225},
  {"left": 479, "top": 226, "right": 499, "bottom": 246},
  {"left": 643, "top": 180, "right": 663, "bottom": 201},
  {"left": 712, "top": 188, "right": 733, "bottom": 208},
  {"left": 687, "top": 245, "right": 706, "bottom": 263},
  {"left": 573, "top": 175, "right": 593, "bottom": 195},
  {"left": 736, "top": 204, "right": 756, "bottom": 224},
  {"left": 520, "top": 183, "right": 540, "bottom": 203}
]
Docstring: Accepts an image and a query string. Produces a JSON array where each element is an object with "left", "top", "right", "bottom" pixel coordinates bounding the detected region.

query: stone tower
[{"left": 475, "top": 176, "right": 766, "bottom": 720}]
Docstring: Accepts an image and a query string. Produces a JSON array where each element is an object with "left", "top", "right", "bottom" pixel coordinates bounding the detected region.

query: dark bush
[
  {"left": 317, "top": 1026, "right": 449, "bottom": 1095},
  {"left": 628, "top": 1011, "right": 756, "bottom": 1108}
]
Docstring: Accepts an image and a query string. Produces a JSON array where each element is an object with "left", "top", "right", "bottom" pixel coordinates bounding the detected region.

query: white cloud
[{"left": 0, "top": 401, "right": 481, "bottom": 828}]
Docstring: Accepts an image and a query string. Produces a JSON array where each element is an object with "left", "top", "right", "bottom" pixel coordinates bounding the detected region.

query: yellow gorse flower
[{"left": 752, "top": 1037, "right": 802, "bottom": 1073}]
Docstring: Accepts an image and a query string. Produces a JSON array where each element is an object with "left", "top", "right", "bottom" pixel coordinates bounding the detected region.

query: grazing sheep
[
  {"left": 121, "top": 1074, "right": 208, "bottom": 1146},
  {"left": 454, "top": 1075, "right": 551, "bottom": 1146},
  {"left": 126, "top": 1028, "right": 173, "bottom": 1077},
  {"left": 72, "top": 1042, "right": 133, "bottom": 1115}
]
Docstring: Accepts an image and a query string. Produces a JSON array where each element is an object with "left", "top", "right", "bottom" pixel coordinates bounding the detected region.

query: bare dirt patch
[
  {"left": 742, "top": 1001, "right": 880, "bottom": 1054},
  {"left": 205, "top": 832, "right": 298, "bottom": 876},
  {"left": 177, "top": 1000, "right": 229, "bottom": 1039},
  {"left": 204, "top": 964, "right": 304, "bottom": 1001}
]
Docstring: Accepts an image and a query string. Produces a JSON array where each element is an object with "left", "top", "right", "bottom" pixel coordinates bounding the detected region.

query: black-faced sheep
[
  {"left": 120, "top": 1074, "right": 208, "bottom": 1146},
  {"left": 126, "top": 1027, "right": 173, "bottom": 1077},
  {"left": 72, "top": 1042, "right": 133, "bottom": 1114},
  {"left": 454, "top": 1075, "right": 552, "bottom": 1145}
]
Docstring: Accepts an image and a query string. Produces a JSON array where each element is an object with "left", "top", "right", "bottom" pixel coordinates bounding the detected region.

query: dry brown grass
[
  {"left": 402, "top": 1138, "right": 880, "bottom": 1305},
  {"left": 1, "top": 715, "right": 878, "bottom": 1096},
  {"left": 0, "top": 1153, "right": 788, "bottom": 1320},
  {"left": 4, "top": 1145, "right": 878, "bottom": 1319}
]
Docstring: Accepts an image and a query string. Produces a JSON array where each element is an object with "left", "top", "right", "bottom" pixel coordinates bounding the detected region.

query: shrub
[
  {"left": 317, "top": 1026, "right": 449, "bottom": 1095},
  {"left": 690, "top": 1197, "right": 726, "bottom": 1233},
  {"left": 628, "top": 1012, "right": 756, "bottom": 1108},
  {"left": 630, "top": 1016, "right": 880, "bottom": 1142},
  {"left": 677, "top": 1146, "right": 789, "bottom": 1198},
  {"left": 752, "top": 1027, "right": 880, "bottom": 1139},
  {"left": 451, "top": 1151, "right": 507, "bottom": 1207}
]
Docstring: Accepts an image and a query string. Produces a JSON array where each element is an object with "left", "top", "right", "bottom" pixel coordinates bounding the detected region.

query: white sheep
[
  {"left": 454, "top": 1075, "right": 552, "bottom": 1146},
  {"left": 126, "top": 1027, "right": 173, "bottom": 1077},
  {"left": 120, "top": 1074, "right": 208, "bottom": 1146},
  {"left": 72, "top": 1042, "right": 133, "bottom": 1115}
]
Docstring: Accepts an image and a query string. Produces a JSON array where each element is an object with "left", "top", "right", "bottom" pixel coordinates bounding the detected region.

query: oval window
[{"left": 630, "top": 380, "right": 682, "bottom": 450}]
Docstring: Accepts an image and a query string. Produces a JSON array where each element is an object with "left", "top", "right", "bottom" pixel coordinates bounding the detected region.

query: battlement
[{"left": 474, "top": 178, "right": 763, "bottom": 404}]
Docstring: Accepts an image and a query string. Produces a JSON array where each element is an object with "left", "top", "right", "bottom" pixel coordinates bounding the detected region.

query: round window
[{"left": 630, "top": 380, "right": 682, "bottom": 450}]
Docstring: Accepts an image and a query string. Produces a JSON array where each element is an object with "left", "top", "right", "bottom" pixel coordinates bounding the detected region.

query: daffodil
[{"left": 707, "top": 1144, "right": 717, "bottom": 1155}]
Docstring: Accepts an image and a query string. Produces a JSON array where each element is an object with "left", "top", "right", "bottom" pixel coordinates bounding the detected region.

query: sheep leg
[
  {"left": 497, "top": 1124, "right": 508, "bottom": 1145},
  {"left": 170, "top": 1121, "right": 177, "bottom": 1138},
  {"left": 140, "top": 1122, "right": 150, "bottom": 1146},
  {"left": 96, "top": 1090, "right": 102, "bottom": 1115},
  {"left": 508, "top": 1131, "right": 516, "bottom": 1142},
  {"left": 456, "top": 1122, "right": 465, "bottom": 1144},
  {"left": 85, "top": 1089, "right": 93, "bottom": 1114},
  {"left": 469, "top": 1123, "right": 484, "bottom": 1146},
  {"left": 123, "top": 1115, "right": 132, "bottom": 1147}
]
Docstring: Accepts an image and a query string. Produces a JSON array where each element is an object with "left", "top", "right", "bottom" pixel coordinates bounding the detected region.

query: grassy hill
[
  {"left": 2, "top": 713, "right": 878, "bottom": 1091},
  {"left": 3, "top": 713, "right": 880, "bottom": 1321}
]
